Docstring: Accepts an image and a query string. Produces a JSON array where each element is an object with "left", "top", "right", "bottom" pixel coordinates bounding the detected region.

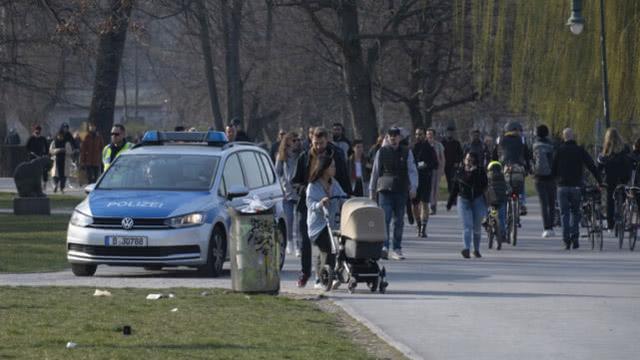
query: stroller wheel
[
  {"left": 367, "top": 277, "right": 379, "bottom": 292},
  {"left": 320, "top": 265, "right": 335, "bottom": 292},
  {"left": 347, "top": 279, "right": 357, "bottom": 294}
]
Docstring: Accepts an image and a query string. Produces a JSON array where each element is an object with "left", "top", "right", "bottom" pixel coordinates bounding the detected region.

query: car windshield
[{"left": 98, "top": 154, "right": 219, "bottom": 191}]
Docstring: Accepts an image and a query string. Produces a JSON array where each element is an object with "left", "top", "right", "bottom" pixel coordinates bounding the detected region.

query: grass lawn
[
  {"left": 0, "top": 192, "right": 84, "bottom": 209},
  {"left": 0, "top": 287, "right": 374, "bottom": 360},
  {"left": 0, "top": 214, "right": 69, "bottom": 273}
]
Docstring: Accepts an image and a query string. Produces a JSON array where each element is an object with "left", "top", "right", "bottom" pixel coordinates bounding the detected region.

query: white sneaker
[
  {"left": 286, "top": 242, "right": 292, "bottom": 255},
  {"left": 391, "top": 249, "right": 405, "bottom": 260},
  {"left": 313, "top": 279, "right": 323, "bottom": 289},
  {"left": 331, "top": 280, "right": 341, "bottom": 290},
  {"left": 295, "top": 249, "right": 301, "bottom": 258},
  {"left": 542, "top": 230, "right": 556, "bottom": 238}
]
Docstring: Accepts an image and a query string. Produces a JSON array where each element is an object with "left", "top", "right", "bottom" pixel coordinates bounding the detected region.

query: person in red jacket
[{"left": 80, "top": 123, "right": 104, "bottom": 184}]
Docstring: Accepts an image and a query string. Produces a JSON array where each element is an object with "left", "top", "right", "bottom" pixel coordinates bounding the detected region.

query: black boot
[
  {"left": 416, "top": 221, "right": 422, "bottom": 237},
  {"left": 419, "top": 223, "right": 427, "bottom": 238}
]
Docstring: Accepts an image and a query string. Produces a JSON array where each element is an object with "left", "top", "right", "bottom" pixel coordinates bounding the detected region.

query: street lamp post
[{"left": 567, "top": 0, "right": 611, "bottom": 129}]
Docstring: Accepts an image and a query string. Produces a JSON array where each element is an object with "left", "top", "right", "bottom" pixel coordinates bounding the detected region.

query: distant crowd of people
[{"left": 15, "top": 117, "right": 640, "bottom": 288}]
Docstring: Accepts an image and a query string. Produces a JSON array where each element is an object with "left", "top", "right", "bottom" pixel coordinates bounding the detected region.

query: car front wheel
[
  {"left": 199, "top": 226, "right": 226, "bottom": 277},
  {"left": 71, "top": 263, "right": 97, "bottom": 277}
]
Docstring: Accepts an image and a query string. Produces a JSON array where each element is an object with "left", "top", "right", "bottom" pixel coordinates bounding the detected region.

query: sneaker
[
  {"left": 391, "top": 249, "right": 405, "bottom": 260},
  {"left": 295, "top": 249, "right": 301, "bottom": 258},
  {"left": 286, "top": 242, "right": 293, "bottom": 255},
  {"left": 381, "top": 247, "right": 389, "bottom": 260},
  {"left": 430, "top": 204, "right": 437, "bottom": 215},
  {"left": 331, "top": 280, "right": 341, "bottom": 290},
  {"left": 520, "top": 205, "right": 528, "bottom": 216},
  {"left": 473, "top": 250, "right": 482, "bottom": 258},
  {"left": 461, "top": 249, "right": 470, "bottom": 259},
  {"left": 313, "top": 279, "right": 323, "bottom": 289},
  {"left": 542, "top": 230, "right": 555, "bottom": 238},
  {"left": 296, "top": 274, "right": 309, "bottom": 288}
]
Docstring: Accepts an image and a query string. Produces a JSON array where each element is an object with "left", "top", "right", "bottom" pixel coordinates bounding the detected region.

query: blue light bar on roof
[
  {"left": 142, "top": 130, "right": 160, "bottom": 143},
  {"left": 206, "top": 131, "right": 228, "bottom": 144},
  {"left": 140, "top": 130, "right": 228, "bottom": 146}
]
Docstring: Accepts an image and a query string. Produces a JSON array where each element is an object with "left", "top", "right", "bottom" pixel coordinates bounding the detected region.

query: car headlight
[
  {"left": 165, "top": 212, "right": 205, "bottom": 228},
  {"left": 70, "top": 210, "right": 93, "bottom": 227}
]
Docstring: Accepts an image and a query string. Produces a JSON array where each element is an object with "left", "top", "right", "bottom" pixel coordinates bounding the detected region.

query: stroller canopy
[{"left": 340, "top": 198, "right": 386, "bottom": 243}]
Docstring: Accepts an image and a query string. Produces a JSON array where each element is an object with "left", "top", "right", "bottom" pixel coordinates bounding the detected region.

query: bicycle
[
  {"left": 614, "top": 185, "right": 640, "bottom": 251},
  {"left": 483, "top": 205, "right": 503, "bottom": 250},
  {"left": 623, "top": 186, "right": 640, "bottom": 251},
  {"left": 504, "top": 164, "right": 524, "bottom": 246},
  {"left": 580, "top": 186, "right": 604, "bottom": 251}
]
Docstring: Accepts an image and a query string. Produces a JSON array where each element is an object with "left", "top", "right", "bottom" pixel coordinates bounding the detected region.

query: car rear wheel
[
  {"left": 199, "top": 226, "right": 226, "bottom": 278},
  {"left": 71, "top": 263, "right": 97, "bottom": 277}
]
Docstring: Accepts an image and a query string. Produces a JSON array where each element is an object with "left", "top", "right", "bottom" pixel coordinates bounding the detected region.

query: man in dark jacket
[
  {"left": 412, "top": 127, "right": 438, "bottom": 238},
  {"left": 552, "top": 128, "right": 602, "bottom": 250},
  {"left": 369, "top": 127, "right": 418, "bottom": 260},
  {"left": 442, "top": 125, "right": 463, "bottom": 194},
  {"left": 532, "top": 125, "right": 557, "bottom": 238},
  {"left": 25, "top": 124, "right": 49, "bottom": 188},
  {"left": 464, "top": 129, "right": 489, "bottom": 169},
  {"left": 292, "top": 127, "right": 351, "bottom": 288}
]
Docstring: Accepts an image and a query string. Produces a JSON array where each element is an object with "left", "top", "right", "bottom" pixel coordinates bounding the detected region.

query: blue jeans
[
  {"left": 283, "top": 199, "right": 297, "bottom": 248},
  {"left": 558, "top": 187, "right": 581, "bottom": 243},
  {"left": 458, "top": 196, "right": 487, "bottom": 250},
  {"left": 379, "top": 191, "right": 408, "bottom": 250}
]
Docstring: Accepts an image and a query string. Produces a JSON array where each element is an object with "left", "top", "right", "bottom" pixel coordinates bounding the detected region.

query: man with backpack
[{"left": 532, "top": 125, "right": 557, "bottom": 238}]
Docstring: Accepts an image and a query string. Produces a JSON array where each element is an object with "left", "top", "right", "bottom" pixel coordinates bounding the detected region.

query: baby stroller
[{"left": 320, "top": 198, "right": 389, "bottom": 294}]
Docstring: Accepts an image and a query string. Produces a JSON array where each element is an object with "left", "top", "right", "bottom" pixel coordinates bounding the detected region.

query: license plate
[{"left": 105, "top": 236, "right": 148, "bottom": 247}]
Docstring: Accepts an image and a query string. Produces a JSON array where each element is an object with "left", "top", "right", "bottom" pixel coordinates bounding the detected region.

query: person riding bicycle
[
  {"left": 485, "top": 161, "right": 508, "bottom": 245},
  {"left": 597, "top": 128, "right": 633, "bottom": 231},
  {"left": 493, "top": 121, "right": 530, "bottom": 215}
]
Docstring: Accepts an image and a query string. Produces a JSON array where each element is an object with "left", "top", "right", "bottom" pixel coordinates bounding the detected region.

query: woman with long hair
[
  {"left": 348, "top": 139, "right": 369, "bottom": 197},
  {"left": 275, "top": 131, "right": 301, "bottom": 256},
  {"left": 50, "top": 130, "right": 73, "bottom": 193},
  {"left": 306, "top": 154, "right": 346, "bottom": 288},
  {"left": 446, "top": 152, "right": 488, "bottom": 258},
  {"left": 598, "top": 128, "right": 633, "bottom": 230}
]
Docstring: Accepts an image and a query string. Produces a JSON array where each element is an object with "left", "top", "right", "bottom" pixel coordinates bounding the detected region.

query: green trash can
[{"left": 229, "top": 207, "right": 280, "bottom": 294}]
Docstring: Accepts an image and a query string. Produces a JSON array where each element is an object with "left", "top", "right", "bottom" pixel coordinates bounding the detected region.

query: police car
[{"left": 66, "top": 130, "right": 287, "bottom": 277}]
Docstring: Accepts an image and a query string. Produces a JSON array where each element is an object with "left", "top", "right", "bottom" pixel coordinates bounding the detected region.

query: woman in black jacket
[
  {"left": 447, "top": 152, "right": 488, "bottom": 258},
  {"left": 598, "top": 128, "right": 633, "bottom": 230}
]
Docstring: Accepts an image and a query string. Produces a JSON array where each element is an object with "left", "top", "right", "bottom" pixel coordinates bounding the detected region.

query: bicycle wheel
[
  {"left": 588, "top": 204, "right": 596, "bottom": 250},
  {"left": 618, "top": 202, "right": 627, "bottom": 249},
  {"left": 629, "top": 201, "right": 638, "bottom": 251},
  {"left": 511, "top": 197, "right": 519, "bottom": 246},
  {"left": 487, "top": 224, "right": 494, "bottom": 249},
  {"left": 506, "top": 201, "right": 513, "bottom": 245},
  {"left": 595, "top": 207, "right": 604, "bottom": 251}
]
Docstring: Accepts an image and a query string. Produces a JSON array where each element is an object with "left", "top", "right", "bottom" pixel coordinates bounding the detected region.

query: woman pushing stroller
[{"left": 306, "top": 154, "right": 347, "bottom": 290}]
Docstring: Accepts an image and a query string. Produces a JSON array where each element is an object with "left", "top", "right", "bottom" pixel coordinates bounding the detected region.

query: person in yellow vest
[{"left": 102, "top": 124, "right": 133, "bottom": 171}]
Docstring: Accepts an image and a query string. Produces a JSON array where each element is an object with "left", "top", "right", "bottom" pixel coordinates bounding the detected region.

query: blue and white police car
[{"left": 66, "top": 130, "right": 287, "bottom": 277}]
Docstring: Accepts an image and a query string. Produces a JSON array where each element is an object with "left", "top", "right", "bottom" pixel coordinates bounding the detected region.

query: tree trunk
[
  {"left": 194, "top": 0, "right": 224, "bottom": 130},
  {"left": 336, "top": 1, "right": 378, "bottom": 146},
  {"left": 88, "top": 0, "right": 133, "bottom": 144},
  {"left": 222, "top": 0, "right": 244, "bottom": 125}
]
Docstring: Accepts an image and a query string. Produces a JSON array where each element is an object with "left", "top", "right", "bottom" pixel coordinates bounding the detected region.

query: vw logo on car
[{"left": 121, "top": 217, "right": 134, "bottom": 230}]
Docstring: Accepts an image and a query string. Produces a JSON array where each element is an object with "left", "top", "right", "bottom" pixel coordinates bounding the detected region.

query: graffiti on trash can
[{"left": 247, "top": 218, "right": 273, "bottom": 256}]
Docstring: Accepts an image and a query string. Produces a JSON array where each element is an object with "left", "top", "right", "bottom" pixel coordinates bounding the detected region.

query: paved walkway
[{"left": 2, "top": 196, "right": 640, "bottom": 359}]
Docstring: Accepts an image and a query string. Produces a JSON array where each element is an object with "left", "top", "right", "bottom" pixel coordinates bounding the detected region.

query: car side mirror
[
  {"left": 227, "top": 185, "right": 249, "bottom": 200},
  {"left": 84, "top": 184, "right": 96, "bottom": 194}
]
